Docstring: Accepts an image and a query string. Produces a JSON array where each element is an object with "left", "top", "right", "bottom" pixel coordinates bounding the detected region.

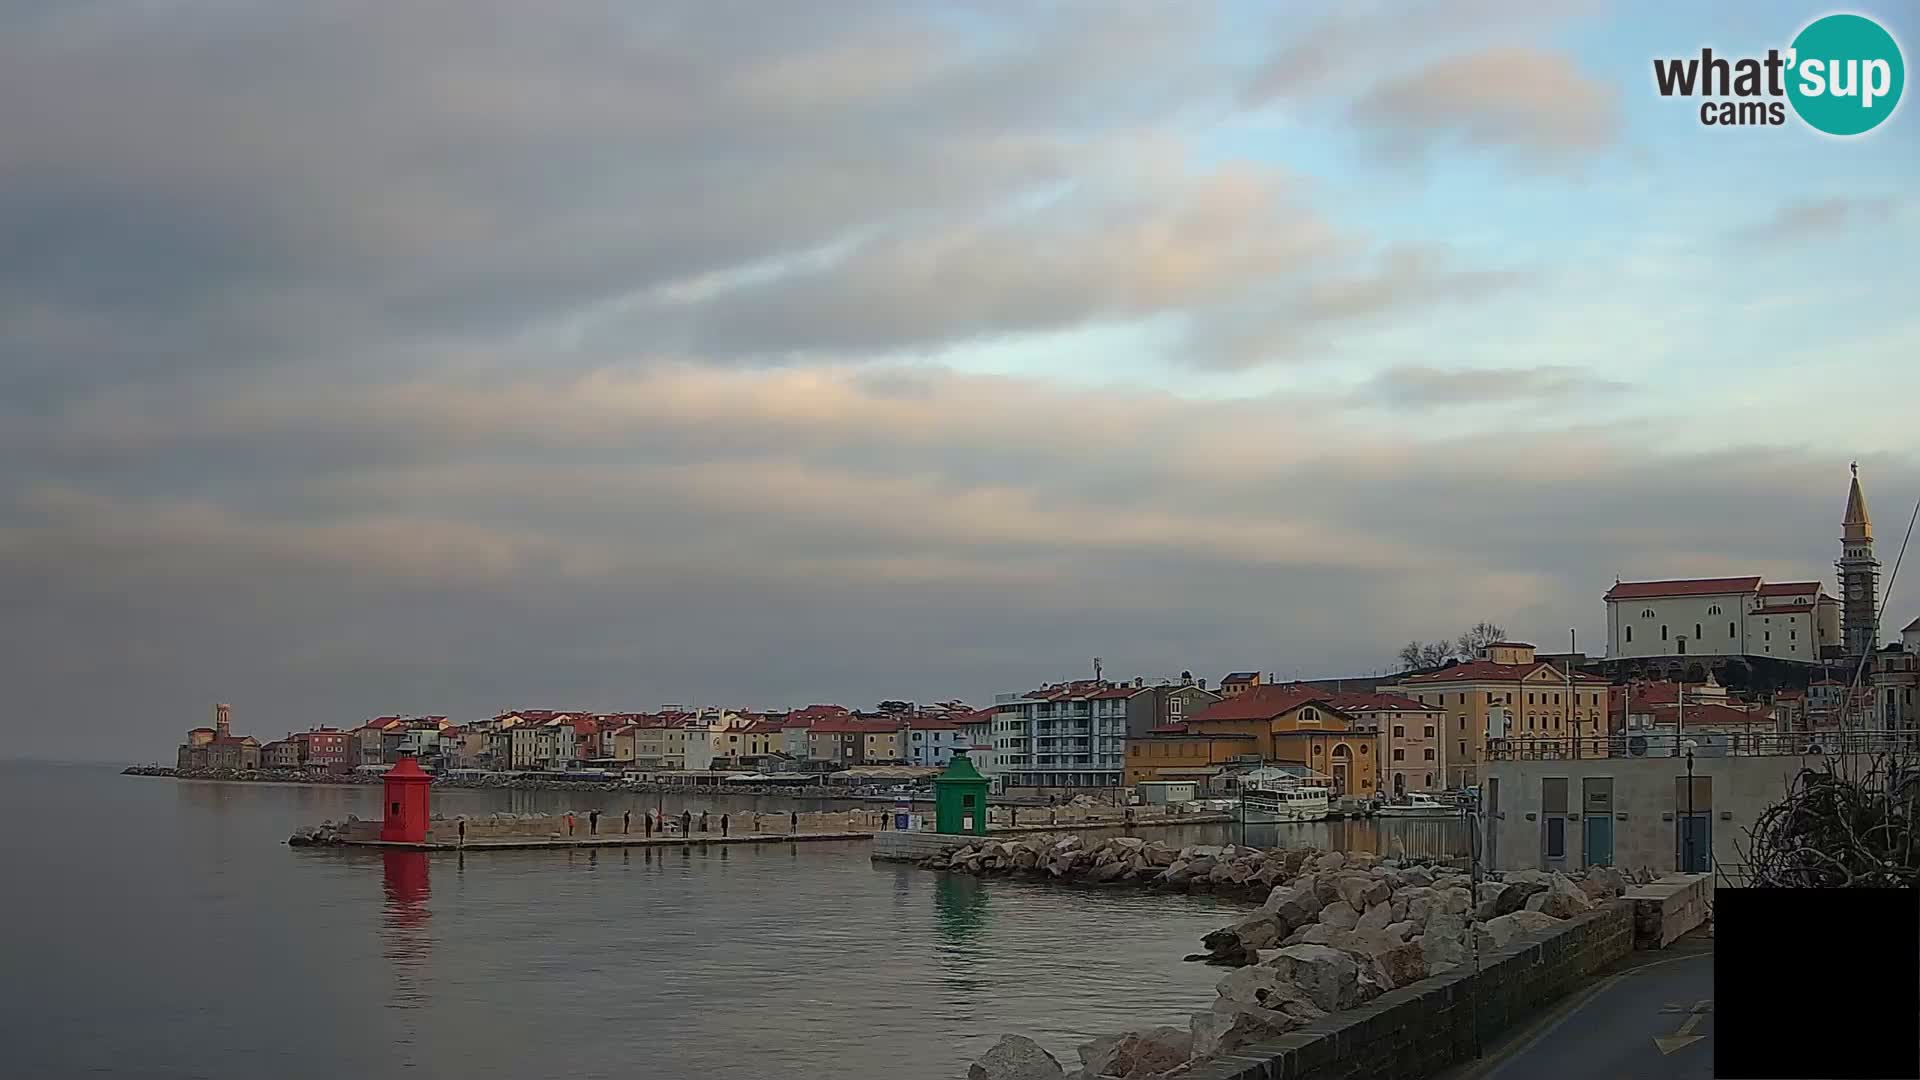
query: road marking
[
  {"left": 1654, "top": 1000, "right": 1711, "bottom": 1055},
  {"left": 1461, "top": 951, "right": 1712, "bottom": 1080}
]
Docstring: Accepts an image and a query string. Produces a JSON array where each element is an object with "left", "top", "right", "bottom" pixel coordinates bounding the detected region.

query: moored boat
[
  {"left": 1375, "top": 792, "right": 1458, "bottom": 818},
  {"left": 1239, "top": 783, "right": 1332, "bottom": 823}
]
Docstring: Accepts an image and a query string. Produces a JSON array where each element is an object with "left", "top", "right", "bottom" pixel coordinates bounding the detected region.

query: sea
[{"left": 0, "top": 761, "right": 1467, "bottom": 1079}]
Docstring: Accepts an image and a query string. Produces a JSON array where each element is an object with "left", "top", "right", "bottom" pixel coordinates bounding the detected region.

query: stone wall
[
  {"left": 1180, "top": 900, "right": 1635, "bottom": 1080},
  {"left": 1624, "top": 873, "right": 1712, "bottom": 949}
]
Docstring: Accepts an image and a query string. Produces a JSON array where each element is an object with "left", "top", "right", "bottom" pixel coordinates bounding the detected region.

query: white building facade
[
  {"left": 990, "top": 682, "right": 1129, "bottom": 791},
  {"left": 1604, "top": 576, "right": 1839, "bottom": 664}
]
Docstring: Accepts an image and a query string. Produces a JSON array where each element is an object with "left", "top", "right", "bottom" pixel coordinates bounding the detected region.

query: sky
[{"left": 3, "top": 0, "right": 1918, "bottom": 760}]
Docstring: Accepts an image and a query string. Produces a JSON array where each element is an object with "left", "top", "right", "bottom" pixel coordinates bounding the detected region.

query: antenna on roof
[{"left": 1092, "top": 657, "right": 1103, "bottom": 684}]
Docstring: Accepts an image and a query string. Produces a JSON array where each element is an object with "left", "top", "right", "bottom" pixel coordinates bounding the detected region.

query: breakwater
[{"left": 945, "top": 835, "right": 1698, "bottom": 1080}]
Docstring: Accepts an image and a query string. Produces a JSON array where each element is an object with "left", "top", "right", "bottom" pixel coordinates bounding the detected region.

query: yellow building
[
  {"left": 1386, "top": 642, "right": 1611, "bottom": 789},
  {"left": 1126, "top": 685, "right": 1384, "bottom": 796}
]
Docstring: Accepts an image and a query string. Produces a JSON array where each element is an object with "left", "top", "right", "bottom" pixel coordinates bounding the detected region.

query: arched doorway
[
  {"left": 1331, "top": 743, "right": 1352, "bottom": 796},
  {"left": 1393, "top": 772, "right": 1406, "bottom": 796}
]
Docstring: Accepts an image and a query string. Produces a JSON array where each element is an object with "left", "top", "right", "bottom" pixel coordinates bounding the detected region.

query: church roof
[
  {"left": 1844, "top": 463, "right": 1872, "bottom": 541},
  {"left": 1605, "top": 576, "right": 1761, "bottom": 600},
  {"left": 1905, "top": 616, "right": 1920, "bottom": 633}
]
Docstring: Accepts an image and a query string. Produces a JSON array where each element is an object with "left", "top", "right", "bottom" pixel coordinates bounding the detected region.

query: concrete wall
[
  {"left": 1185, "top": 900, "right": 1636, "bottom": 1080},
  {"left": 1481, "top": 753, "right": 1848, "bottom": 879}
]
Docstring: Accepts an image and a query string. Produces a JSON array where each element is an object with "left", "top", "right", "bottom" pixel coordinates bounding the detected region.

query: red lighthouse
[{"left": 379, "top": 755, "right": 432, "bottom": 843}]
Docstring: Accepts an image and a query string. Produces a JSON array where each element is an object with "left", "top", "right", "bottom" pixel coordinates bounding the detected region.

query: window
[
  {"left": 1729, "top": 621, "right": 1736, "bottom": 639},
  {"left": 1642, "top": 608, "right": 1655, "bottom": 618},
  {"left": 1764, "top": 631, "right": 1770, "bottom": 641},
  {"left": 1528, "top": 693, "right": 1536, "bottom": 705},
  {"left": 1392, "top": 725, "right": 1405, "bottom": 738},
  {"left": 1791, "top": 629, "right": 1797, "bottom": 640},
  {"left": 1457, "top": 740, "right": 1467, "bottom": 757},
  {"left": 1708, "top": 605, "right": 1721, "bottom": 615},
  {"left": 1626, "top": 625, "right": 1633, "bottom": 643},
  {"left": 1424, "top": 749, "right": 1435, "bottom": 761},
  {"left": 1359, "top": 744, "right": 1369, "bottom": 755},
  {"left": 1458, "top": 694, "right": 1466, "bottom": 706},
  {"left": 1546, "top": 817, "right": 1566, "bottom": 859},
  {"left": 1426, "top": 773, "right": 1434, "bottom": 786},
  {"left": 1661, "top": 625, "right": 1669, "bottom": 640},
  {"left": 1312, "top": 745, "right": 1322, "bottom": 755},
  {"left": 1694, "top": 623, "right": 1702, "bottom": 640},
  {"left": 1553, "top": 693, "right": 1560, "bottom": 705},
  {"left": 1393, "top": 749, "right": 1405, "bottom": 761},
  {"left": 1424, "top": 725, "right": 1436, "bottom": 738}
]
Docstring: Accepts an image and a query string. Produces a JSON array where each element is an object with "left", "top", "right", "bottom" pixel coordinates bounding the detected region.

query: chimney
[
  {"left": 1199, "top": 678, "right": 1208, "bottom": 691},
  {"left": 215, "top": 703, "right": 231, "bottom": 740}
]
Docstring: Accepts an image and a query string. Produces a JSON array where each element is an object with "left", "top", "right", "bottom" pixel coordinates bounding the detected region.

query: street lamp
[{"left": 1678, "top": 739, "right": 1698, "bottom": 872}]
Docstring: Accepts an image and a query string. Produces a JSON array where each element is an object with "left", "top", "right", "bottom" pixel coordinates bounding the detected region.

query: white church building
[{"left": 1602, "top": 466, "right": 1879, "bottom": 669}]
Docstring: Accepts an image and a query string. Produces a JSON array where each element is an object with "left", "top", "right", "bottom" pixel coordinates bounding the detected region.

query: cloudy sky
[{"left": 4, "top": 1, "right": 1917, "bottom": 759}]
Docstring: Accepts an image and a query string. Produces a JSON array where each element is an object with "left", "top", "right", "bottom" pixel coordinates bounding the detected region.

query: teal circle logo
[{"left": 1786, "top": 14, "right": 1905, "bottom": 135}]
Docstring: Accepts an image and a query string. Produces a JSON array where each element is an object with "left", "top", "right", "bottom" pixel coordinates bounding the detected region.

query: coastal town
[{"left": 161, "top": 470, "right": 1917, "bottom": 861}]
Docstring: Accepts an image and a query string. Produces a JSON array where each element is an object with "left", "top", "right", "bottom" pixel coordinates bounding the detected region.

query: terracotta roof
[
  {"left": 1639, "top": 702, "right": 1771, "bottom": 727},
  {"left": 1314, "top": 689, "right": 1443, "bottom": 713},
  {"left": 1188, "top": 685, "right": 1338, "bottom": 723},
  {"left": 904, "top": 716, "right": 961, "bottom": 730},
  {"left": 1088, "top": 686, "right": 1142, "bottom": 700},
  {"left": 1402, "top": 660, "right": 1607, "bottom": 685},
  {"left": 1605, "top": 576, "right": 1762, "bottom": 600},
  {"left": 1757, "top": 581, "right": 1821, "bottom": 596},
  {"left": 809, "top": 717, "right": 900, "bottom": 735},
  {"left": 1141, "top": 725, "right": 1254, "bottom": 739},
  {"left": 952, "top": 708, "right": 996, "bottom": 724}
]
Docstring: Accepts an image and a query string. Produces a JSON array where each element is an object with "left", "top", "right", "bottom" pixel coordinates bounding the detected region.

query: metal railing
[{"left": 1486, "top": 730, "right": 1920, "bottom": 761}]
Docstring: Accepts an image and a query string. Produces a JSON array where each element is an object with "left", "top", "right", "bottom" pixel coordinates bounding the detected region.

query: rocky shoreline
[{"left": 935, "top": 835, "right": 1651, "bottom": 1079}]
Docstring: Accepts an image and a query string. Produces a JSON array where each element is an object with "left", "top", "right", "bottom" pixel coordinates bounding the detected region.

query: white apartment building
[
  {"left": 1604, "top": 577, "right": 1839, "bottom": 664},
  {"left": 990, "top": 681, "right": 1130, "bottom": 791}
]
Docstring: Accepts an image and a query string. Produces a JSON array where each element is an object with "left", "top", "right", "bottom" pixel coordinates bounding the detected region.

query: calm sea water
[{"left": 1, "top": 762, "right": 1465, "bottom": 1080}]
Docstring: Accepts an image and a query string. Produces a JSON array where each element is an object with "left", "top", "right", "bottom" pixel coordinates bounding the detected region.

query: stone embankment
[{"left": 954, "top": 837, "right": 1663, "bottom": 1080}]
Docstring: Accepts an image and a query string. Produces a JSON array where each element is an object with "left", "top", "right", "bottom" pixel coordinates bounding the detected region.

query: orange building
[{"left": 1386, "top": 642, "right": 1611, "bottom": 788}]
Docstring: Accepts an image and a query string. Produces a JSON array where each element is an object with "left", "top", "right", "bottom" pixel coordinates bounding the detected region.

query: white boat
[
  {"left": 1375, "top": 792, "right": 1457, "bottom": 819},
  {"left": 1240, "top": 783, "right": 1331, "bottom": 823}
]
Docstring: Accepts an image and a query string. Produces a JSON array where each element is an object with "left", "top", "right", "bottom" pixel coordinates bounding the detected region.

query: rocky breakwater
[
  {"left": 965, "top": 851, "right": 1646, "bottom": 1080},
  {"left": 920, "top": 835, "right": 1364, "bottom": 906}
]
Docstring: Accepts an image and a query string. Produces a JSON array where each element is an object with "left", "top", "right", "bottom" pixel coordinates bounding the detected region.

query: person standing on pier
[
  {"left": 699, "top": 810, "right": 708, "bottom": 833},
  {"left": 566, "top": 811, "right": 576, "bottom": 837},
  {"left": 644, "top": 812, "right": 653, "bottom": 838},
  {"left": 623, "top": 809, "right": 631, "bottom": 834},
  {"left": 589, "top": 809, "right": 600, "bottom": 836},
  {"left": 720, "top": 814, "right": 729, "bottom": 837},
  {"left": 790, "top": 810, "right": 799, "bottom": 835},
  {"left": 680, "top": 809, "right": 692, "bottom": 837},
  {"left": 457, "top": 819, "right": 466, "bottom": 847}
]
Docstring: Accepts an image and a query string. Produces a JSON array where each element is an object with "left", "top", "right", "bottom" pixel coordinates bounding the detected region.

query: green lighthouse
[{"left": 932, "top": 750, "right": 990, "bottom": 836}]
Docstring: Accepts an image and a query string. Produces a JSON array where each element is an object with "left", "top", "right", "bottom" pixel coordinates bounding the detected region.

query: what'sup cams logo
[{"left": 1654, "top": 12, "right": 1904, "bottom": 134}]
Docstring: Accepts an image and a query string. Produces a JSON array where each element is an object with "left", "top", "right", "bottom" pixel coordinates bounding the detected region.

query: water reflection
[
  {"left": 934, "top": 873, "right": 990, "bottom": 999},
  {"left": 380, "top": 852, "right": 431, "bottom": 1013}
]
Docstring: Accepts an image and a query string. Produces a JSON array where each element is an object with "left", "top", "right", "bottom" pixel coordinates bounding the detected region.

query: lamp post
[
  {"left": 1678, "top": 739, "right": 1698, "bottom": 872},
  {"left": 1674, "top": 638, "right": 1687, "bottom": 756}
]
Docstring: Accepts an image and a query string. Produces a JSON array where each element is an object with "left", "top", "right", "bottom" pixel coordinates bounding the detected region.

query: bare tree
[
  {"left": 1396, "top": 641, "right": 1426, "bottom": 671},
  {"left": 1455, "top": 621, "right": 1508, "bottom": 660}
]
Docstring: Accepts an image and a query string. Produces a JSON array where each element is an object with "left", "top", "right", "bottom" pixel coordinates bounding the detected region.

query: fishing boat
[
  {"left": 1374, "top": 792, "right": 1458, "bottom": 819},
  {"left": 1239, "top": 782, "right": 1332, "bottom": 823}
]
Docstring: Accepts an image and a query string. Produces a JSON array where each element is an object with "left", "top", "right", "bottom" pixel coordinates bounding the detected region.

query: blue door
[
  {"left": 1584, "top": 813, "right": 1614, "bottom": 867},
  {"left": 1679, "top": 814, "right": 1711, "bottom": 872}
]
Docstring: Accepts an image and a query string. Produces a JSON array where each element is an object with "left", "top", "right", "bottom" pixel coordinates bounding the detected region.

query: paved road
[{"left": 1447, "top": 931, "right": 1715, "bottom": 1080}]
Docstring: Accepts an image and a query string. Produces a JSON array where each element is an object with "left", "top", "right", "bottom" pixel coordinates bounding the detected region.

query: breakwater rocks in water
[
  {"left": 920, "top": 834, "right": 1470, "bottom": 907},
  {"left": 962, "top": 844, "right": 1653, "bottom": 1079}
]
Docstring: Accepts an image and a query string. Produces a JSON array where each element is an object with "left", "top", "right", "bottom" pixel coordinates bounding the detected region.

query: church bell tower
[{"left": 1838, "top": 463, "right": 1880, "bottom": 658}]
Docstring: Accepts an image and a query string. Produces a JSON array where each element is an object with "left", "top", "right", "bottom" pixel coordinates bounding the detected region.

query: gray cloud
[
  {"left": 1358, "top": 364, "right": 1629, "bottom": 408},
  {"left": 1730, "top": 196, "right": 1903, "bottom": 249},
  {"left": 1187, "top": 247, "right": 1534, "bottom": 369},
  {"left": 1348, "top": 47, "right": 1620, "bottom": 169},
  {"left": 1243, "top": 0, "right": 1598, "bottom": 104}
]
